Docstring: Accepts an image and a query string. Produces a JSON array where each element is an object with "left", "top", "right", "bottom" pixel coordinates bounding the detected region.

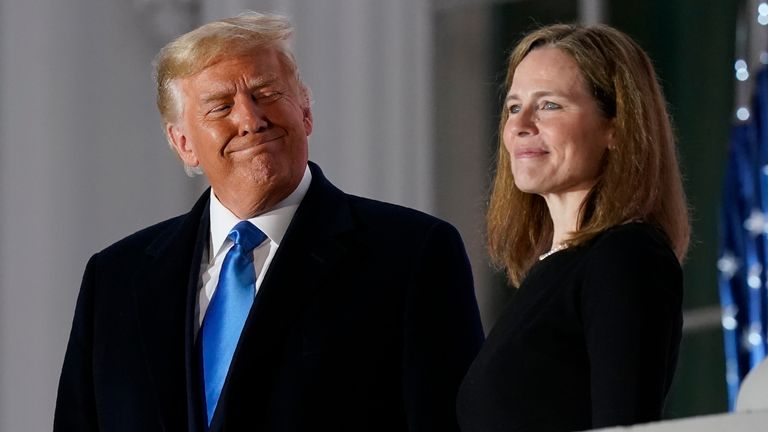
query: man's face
[{"left": 167, "top": 48, "right": 313, "bottom": 218}]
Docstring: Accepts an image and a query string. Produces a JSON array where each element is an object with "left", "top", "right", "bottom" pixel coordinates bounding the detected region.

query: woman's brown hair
[{"left": 487, "top": 24, "right": 689, "bottom": 286}]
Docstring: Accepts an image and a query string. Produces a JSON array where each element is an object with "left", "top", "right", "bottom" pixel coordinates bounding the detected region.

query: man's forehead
[
  {"left": 200, "top": 53, "right": 275, "bottom": 75},
  {"left": 172, "top": 48, "right": 302, "bottom": 111},
  {"left": 181, "top": 55, "right": 286, "bottom": 92}
]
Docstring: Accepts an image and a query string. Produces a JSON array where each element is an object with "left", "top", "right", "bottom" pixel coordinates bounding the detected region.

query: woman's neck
[{"left": 543, "top": 189, "right": 590, "bottom": 247}]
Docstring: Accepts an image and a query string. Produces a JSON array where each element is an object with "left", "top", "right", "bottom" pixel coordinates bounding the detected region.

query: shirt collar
[{"left": 208, "top": 165, "right": 312, "bottom": 260}]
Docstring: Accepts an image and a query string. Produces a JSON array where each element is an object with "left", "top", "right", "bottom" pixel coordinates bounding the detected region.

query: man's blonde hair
[{"left": 153, "top": 11, "right": 300, "bottom": 124}]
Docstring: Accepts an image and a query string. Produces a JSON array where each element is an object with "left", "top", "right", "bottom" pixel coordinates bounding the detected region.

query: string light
[
  {"left": 737, "top": 106, "right": 751, "bottom": 121},
  {"left": 736, "top": 59, "right": 750, "bottom": 81},
  {"left": 726, "top": 360, "right": 739, "bottom": 386},
  {"left": 759, "top": 3, "right": 768, "bottom": 25},
  {"left": 718, "top": 251, "right": 739, "bottom": 278},
  {"left": 722, "top": 305, "right": 739, "bottom": 331},
  {"left": 747, "top": 323, "right": 764, "bottom": 346},
  {"left": 748, "top": 263, "right": 763, "bottom": 289}
]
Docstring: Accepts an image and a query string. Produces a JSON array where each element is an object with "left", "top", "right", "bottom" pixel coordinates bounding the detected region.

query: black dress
[{"left": 456, "top": 223, "right": 682, "bottom": 432}]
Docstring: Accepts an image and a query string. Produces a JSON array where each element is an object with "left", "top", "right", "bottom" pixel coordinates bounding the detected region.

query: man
[{"left": 54, "top": 12, "right": 483, "bottom": 432}]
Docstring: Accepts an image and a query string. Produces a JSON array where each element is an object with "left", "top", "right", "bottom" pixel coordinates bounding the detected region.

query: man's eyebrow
[
  {"left": 199, "top": 87, "right": 235, "bottom": 104},
  {"left": 245, "top": 74, "right": 279, "bottom": 91},
  {"left": 198, "top": 75, "right": 280, "bottom": 104}
]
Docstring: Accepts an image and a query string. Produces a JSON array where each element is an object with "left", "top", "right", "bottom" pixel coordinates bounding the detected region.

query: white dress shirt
[{"left": 196, "top": 166, "right": 312, "bottom": 333}]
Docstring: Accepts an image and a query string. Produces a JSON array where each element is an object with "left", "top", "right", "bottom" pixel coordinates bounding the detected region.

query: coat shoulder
[
  {"left": 95, "top": 214, "right": 188, "bottom": 260},
  {"left": 346, "top": 194, "right": 458, "bottom": 237}
]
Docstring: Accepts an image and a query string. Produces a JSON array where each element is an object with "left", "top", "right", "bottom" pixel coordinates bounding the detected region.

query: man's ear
[
  {"left": 299, "top": 83, "right": 313, "bottom": 136},
  {"left": 302, "top": 106, "right": 313, "bottom": 136},
  {"left": 166, "top": 123, "right": 199, "bottom": 167}
]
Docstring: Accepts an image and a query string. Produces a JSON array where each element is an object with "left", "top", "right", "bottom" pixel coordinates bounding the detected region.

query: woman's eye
[
  {"left": 508, "top": 104, "right": 521, "bottom": 114},
  {"left": 542, "top": 101, "right": 561, "bottom": 110}
]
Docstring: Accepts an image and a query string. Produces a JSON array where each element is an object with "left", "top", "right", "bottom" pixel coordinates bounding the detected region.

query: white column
[
  {"left": 206, "top": 0, "right": 435, "bottom": 211},
  {"left": 432, "top": 3, "right": 496, "bottom": 329},
  {"left": 0, "top": 1, "right": 201, "bottom": 430},
  {"left": 579, "top": 0, "right": 606, "bottom": 24}
]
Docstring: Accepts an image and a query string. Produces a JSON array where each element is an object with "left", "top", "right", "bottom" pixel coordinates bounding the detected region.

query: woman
[{"left": 456, "top": 24, "right": 689, "bottom": 432}]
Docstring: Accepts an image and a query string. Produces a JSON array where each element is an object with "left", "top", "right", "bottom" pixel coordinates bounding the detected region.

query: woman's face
[{"left": 503, "top": 46, "right": 613, "bottom": 201}]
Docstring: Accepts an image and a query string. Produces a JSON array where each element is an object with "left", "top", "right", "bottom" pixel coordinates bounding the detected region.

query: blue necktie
[{"left": 201, "top": 221, "right": 267, "bottom": 425}]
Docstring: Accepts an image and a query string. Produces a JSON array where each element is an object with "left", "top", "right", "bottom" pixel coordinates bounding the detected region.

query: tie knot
[{"left": 228, "top": 221, "right": 267, "bottom": 252}]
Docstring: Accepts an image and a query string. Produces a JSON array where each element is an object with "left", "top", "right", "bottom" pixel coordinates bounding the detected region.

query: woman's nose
[{"left": 508, "top": 107, "right": 537, "bottom": 137}]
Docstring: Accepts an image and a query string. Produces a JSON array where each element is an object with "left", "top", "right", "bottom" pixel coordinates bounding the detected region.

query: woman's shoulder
[
  {"left": 586, "top": 222, "right": 677, "bottom": 263},
  {"left": 578, "top": 222, "right": 682, "bottom": 296},
  {"left": 576, "top": 222, "right": 682, "bottom": 292},
  {"left": 573, "top": 222, "right": 683, "bottom": 328}
]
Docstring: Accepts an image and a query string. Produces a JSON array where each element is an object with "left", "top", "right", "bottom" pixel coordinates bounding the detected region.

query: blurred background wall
[{"left": 0, "top": 0, "right": 741, "bottom": 429}]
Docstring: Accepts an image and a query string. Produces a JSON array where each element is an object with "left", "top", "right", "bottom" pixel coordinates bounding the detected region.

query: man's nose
[{"left": 235, "top": 96, "right": 269, "bottom": 136}]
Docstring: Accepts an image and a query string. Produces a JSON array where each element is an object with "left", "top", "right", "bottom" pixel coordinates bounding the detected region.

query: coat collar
[
  {"left": 133, "top": 162, "right": 356, "bottom": 431},
  {"left": 209, "top": 162, "right": 357, "bottom": 429},
  {"left": 132, "top": 190, "right": 211, "bottom": 431}
]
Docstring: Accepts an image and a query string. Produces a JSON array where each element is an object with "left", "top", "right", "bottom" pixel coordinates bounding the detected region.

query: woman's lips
[{"left": 514, "top": 148, "right": 548, "bottom": 158}]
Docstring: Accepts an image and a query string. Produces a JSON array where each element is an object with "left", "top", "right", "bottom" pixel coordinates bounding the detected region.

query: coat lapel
[
  {"left": 132, "top": 191, "right": 211, "bottom": 431},
  {"left": 251, "top": 162, "right": 354, "bottom": 341},
  {"left": 212, "top": 163, "right": 355, "bottom": 429}
]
